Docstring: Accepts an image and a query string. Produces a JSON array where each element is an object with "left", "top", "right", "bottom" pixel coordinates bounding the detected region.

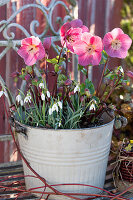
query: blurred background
[{"left": 0, "top": 0, "right": 132, "bottom": 163}]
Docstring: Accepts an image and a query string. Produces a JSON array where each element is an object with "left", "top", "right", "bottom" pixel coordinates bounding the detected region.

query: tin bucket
[{"left": 16, "top": 114, "right": 114, "bottom": 199}]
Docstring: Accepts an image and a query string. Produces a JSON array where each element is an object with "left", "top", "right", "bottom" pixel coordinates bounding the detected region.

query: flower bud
[
  {"left": 85, "top": 89, "right": 90, "bottom": 97},
  {"left": 24, "top": 74, "right": 31, "bottom": 81},
  {"left": 64, "top": 79, "right": 72, "bottom": 86},
  {"left": 43, "top": 37, "right": 51, "bottom": 51}
]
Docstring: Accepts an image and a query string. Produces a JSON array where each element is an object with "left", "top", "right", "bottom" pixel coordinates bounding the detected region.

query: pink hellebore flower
[
  {"left": 103, "top": 28, "right": 132, "bottom": 59},
  {"left": 73, "top": 32, "right": 103, "bottom": 66},
  {"left": 60, "top": 19, "right": 89, "bottom": 52},
  {"left": 43, "top": 37, "right": 51, "bottom": 51},
  {"left": 18, "top": 36, "right": 45, "bottom": 66}
]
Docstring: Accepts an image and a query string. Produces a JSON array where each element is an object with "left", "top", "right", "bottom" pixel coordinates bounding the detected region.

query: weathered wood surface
[{"left": 0, "top": 160, "right": 133, "bottom": 199}]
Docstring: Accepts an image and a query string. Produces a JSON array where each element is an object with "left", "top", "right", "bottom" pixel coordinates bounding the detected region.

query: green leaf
[
  {"left": 67, "top": 0, "right": 76, "bottom": 7},
  {"left": 32, "top": 80, "right": 38, "bottom": 86},
  {"left": 102, "top": 50, "right": 108, "bottom": 59},
  {"left": 21, "top": 68, "right": 26, "bottom": 74},
  {"left": 100, "top": 50, "right": 108, "bottom": 64},
  {"left": 19, "top": 74, "right": 26, "bottom": 80},
  {"left": 54, "top": 64, "right": 60, "bottom": 73},
  {"left": 78, "top": 65, "right": 87, "bottom": 75},
  {"left": 26, "top": 66, "right": 32, "bottom": 73},
  {"left": 85, "top": 79, "right": 95, "bottom": 94},
  {"left": 92, "top": 96, "right": 100, "bottom": 104},
  {"left": 57, "top": 74, "right": 67, "bottom": 86},
  {"left": 80, "top": 83, "right": 85, "bottom": 95},
  {"left": 104, "top": 68, "right": 110, "bottom": 75},
  {"left": 46, "top": 58, "right": 58, "bottom": 64}
]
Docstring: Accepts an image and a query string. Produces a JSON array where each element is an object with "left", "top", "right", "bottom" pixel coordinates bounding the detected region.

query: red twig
[
  {"left": 0, "top": 184, "right": 129, "bottom": 200},
  {"left": 46, "top": 194, "right": 50, "bottom": 200},
  {"left": 110, "top": 184, "right": 133, "bottom": 200}
]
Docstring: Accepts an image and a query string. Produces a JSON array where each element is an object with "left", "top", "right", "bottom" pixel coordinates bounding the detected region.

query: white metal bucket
[{"left": 17, "top": 116, "right": 114, "bottom": 200}]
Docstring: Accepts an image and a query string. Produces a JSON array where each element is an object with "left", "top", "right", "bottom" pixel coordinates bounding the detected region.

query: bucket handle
[{"left": 9, "top": 116, "right": 28, "bottom": 139}]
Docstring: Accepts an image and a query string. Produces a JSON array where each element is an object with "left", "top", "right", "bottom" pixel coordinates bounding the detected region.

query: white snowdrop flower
[
  {"left": 49, "top": 108, "right": 52, "bottom": 115},
  {"left": 120, "top": 95, "right": 124, "bottom": 100},
  {"left": 47, "top": 91, "right": 50, "bottom": 98},
  {"left": 16, "top": 94, "right": 23, "bottom": 103},
  {"left": 24, "top": 96, "right": 31, "bottom": 103},
  {"left": 57, "top": 101, "right": 62, "bottom": 109},
  {"left": 24, "top": 92, "right": 32, "bottom": 104},
  {"left": 39, "top": 83, "right": 45, "bottom": 89},
  {"left": 119, "top": 66, "right": 124, "bottom": 74},
  {"left": 41, "top": 93, "right": 45, "bottom": 101},
  {"left": 89, "top": 103, "right": 96, "bottom": 111},
  {"left": 20, "top": 100, "right": 24, "bottom": 106},
  {"left": 93, "top": 100, "right": 97, "bottom": 104},
  {"left": 74, "top": 85, "right": 80, "bottom": 93},
  {"left": 52, "top": 103, "right": 58, "bottom": 113},
  {"left": 59, "top": 122, "right": 61, "bottom": 127},
  {"left": 0, "top": 91, "right": 8, "bottom": 98},
  {"left": 0, "top": 91, "right": 4, "bottom": 97},
  {"left": 4, "top": 92, "right": 8, "bottom": 98}
]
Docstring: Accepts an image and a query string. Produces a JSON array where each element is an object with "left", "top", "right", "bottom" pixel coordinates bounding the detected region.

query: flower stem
[
  {"left": 104, "top": 75, "right": 122, "bottom": 103},
  {"left": 57, "top": 41, "right": 65, "bottom": 64},
  {"left": 96, "top": 56, "right": 109, "bottom": 96},
  {"left": 86, "top": 65, "right": 89, "bottom": 79},
  {"left": 45, "top": 54, "right": 48, "bottom": 87},
  {"left": 42, "top": 101, "right": 45, "bottom": 126},
  {"left": 65, "top": 52, "right": 68, "bottom": 78}
]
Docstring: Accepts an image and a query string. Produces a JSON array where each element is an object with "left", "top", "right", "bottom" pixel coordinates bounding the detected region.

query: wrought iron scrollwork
[{"left": 0, "top": 0, "right": 76, "bottom": 59}]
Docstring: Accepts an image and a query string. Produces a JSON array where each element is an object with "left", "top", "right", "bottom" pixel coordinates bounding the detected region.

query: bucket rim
[{"left": 13, "top": 117, "right": 115, "bottom": 132}]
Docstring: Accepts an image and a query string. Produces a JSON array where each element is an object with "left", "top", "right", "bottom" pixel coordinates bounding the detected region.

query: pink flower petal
[
  {"left": 118, "top": 34, "right": 132, "bottom": 51},
  {"left": 17, "top": 46, "right": 29, "bottom": 59},
  {"left": 115, "top": 50, "right": 127, "bottom": 58},
  {"left": 60, "top": 22, "right": 71, "bottom": 37},
  {"left": 66, "top": 43, "right": 74, "bottom": 53},
  {"left": 78, "top": 53, "right": 92, "bottom": 66},
  {"left": 81, "top": 25, "right": 89, "bottom": 33},
  {"left": 90, "top": 36, "right": 103, "bottom": 51},
  {"left": 21, "top": 37, "right": 32, "bottom": 46},
  {"left": 103, "top": 28, "right": 132, "bottom": 58},
  {"left": 65, "top": 28, "right": 83, "bottom": 52},
  {"left": 61, "top": 37, "right": 66, "bottom": 47},
  {"left": 105, "top": 46, "right": 127, "bottom": 58},
  {"left": 37, "top": 44, "right": 45, "bottom": 60},
  {"left": 67, "top": 27, "right": 82, "bottom": 38},
  {"left": 111, "top": 28, "right": 124, "bottom": 39},
  {"left": 18, "top": 36, "right": 45, "bottom": 65},
  {"left": 78, "top": 50, "right": 102, "bottom": 66},
  {"left": 24, "top": 53, "right": 37, "bottom": 66},
  {"left": 90, "top": 52, "right": 102, "bottom": 65},
  {"left": 31, "top": 36, "right": 41, "bottom": 46},
  {"left": 103, "top": 32, "right": 113, "bottom": 47},
  {"left": 73, "top": 41, "right": 88, "bottom": 56},
  {"left": 43, "top": 37, "right": 51, "bottom": 50},
  {"left": 70, "top": 19, "right": 83, "bottom": 28},
  {"left": 81, "top": 32, "right": 93, "bottom": 44}
]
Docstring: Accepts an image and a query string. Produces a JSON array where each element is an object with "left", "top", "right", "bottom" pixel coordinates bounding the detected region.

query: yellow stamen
[
  {"left": 28, "top": 45, "right": 38, "bottom": 54},
  {"left": 111, "top": 39, "right": 121, "bottom": 50}
]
